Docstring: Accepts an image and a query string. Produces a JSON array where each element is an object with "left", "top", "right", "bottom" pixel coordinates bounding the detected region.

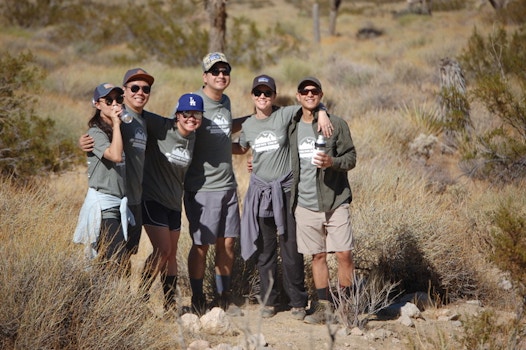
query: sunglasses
[
  {"left": 180, "top": 111, "right": 203, "bottom": 120},
  {"left": 100, "top": 95, "right": 124, "bottom": 106},
  {"left": 299, "top": 88, "right": 321, "bottom": 96},
  {"left": 127, "top": 85, "right": 151, "bottom": 94},
  {"left": 252, "top": 89, "right": 273, "bottom": 98},
  {"left": 207, "top": 67, "right": 231, "bottom": 76}
]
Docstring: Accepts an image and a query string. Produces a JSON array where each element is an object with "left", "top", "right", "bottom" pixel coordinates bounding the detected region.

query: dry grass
[{"left": 1, "top": 0, "right": 525, "bottom": 348}]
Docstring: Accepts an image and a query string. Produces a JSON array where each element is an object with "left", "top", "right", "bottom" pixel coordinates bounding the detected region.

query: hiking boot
[
  {"left": 261, "top": 306, "right": 276, "bottom": 318},
  {"left": 191, "top": 294, "right": 208, "bottom": 315},
  {"left": 291, "top": 307, "right": 306, "bottom": 320},
  {"left": 304, "top": 300, "right": 332, "bottom": 325},
  {"left": 215, "top": 292, "right": 244, "bottom": 317}
]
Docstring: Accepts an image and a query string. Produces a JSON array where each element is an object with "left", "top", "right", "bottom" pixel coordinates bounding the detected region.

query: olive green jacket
[{"left": 289, "top": 109, "right": 356, "bottom": 212}]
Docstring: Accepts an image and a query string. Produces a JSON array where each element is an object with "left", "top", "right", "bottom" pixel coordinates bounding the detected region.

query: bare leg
[
  {"left": 188, "top": 244, "right": 209, "bottom": 279},
  {"left": 166, "top": 229, "right": 181, "bottom": 276},
  {"left": 311, "top": 252, "right": 329, "bottom": 289},
  {"left": 335, "top": 250, "right": 354, "bottom": 287},
  {"left": 215, "top": 237, "right": 235, "bottom": 276}
]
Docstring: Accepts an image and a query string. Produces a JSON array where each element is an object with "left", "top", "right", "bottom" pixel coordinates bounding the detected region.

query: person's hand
[
  {"left": 247, "top": 156, "right": 253, "bottom": 173},
  {"left": 317, "top": 108, "right": 333, "bottom": 138},
  {"left": 78, "top": 134, "right": 95, "bottom": 153},
  {"left": 111, "top": 106, "right": 122, "bottom": 126},
  {"left": 312, "top": 152, "right": 333, "bottom": 169}
]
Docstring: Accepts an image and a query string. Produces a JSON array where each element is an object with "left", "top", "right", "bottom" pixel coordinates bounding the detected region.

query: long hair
[{"left": 88, "top": 109, "right": 113, "bottom": 142}]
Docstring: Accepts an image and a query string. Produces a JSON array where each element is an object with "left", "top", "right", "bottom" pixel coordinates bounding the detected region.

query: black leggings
[{"left": 96, "top": 215, "right": 126, "bottom": 266}]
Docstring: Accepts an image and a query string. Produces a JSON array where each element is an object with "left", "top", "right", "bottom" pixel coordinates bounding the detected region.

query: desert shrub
[
  {"left": 0, "top": 177, "right": 180, "bottom": 350},
  {"left": 460, "top": 309, "right": 526, "bottom": 350},
  {"left": 457, "top": 25, "right": 526, "bottom": 183},
  {"left": 0, "top": 0, "right": 72, "bottom": 28},
  {"left": 0, "top": 51, "right": 79, "bottom": 181},
  {"left": 432, "top": 0, "right": 466, "bottom": 12},
  {"left": 494, "top": 0, "right": 526, "bottom": 25},
  {"left": 490, "top": 198, "right": 526, "bottom": 296},
  {"left": 228, "top": 18, "right": 303, "bottom": 71},
  {"left": 119, "top": 0, "right": 208, "bottom": 67}
]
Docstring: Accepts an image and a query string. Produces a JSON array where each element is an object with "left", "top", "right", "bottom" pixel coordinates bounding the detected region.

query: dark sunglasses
[
  {"left": 180, "top": 111, "right": 203, "bottom": 119},
  {"left": 252, "top": 89, "right": 273, "bottom": 98},
  {"left": 101, "top": 95, "right": 124, "bottom": 106},
  {"left": 299, "top": 88, "right": 321, "bottom": 96},
  {"left": 207, "top": 67, "right": 231, "bottom": 76},
  {"left": 127, "top": 85, "right": 151, "bottom": 94}
]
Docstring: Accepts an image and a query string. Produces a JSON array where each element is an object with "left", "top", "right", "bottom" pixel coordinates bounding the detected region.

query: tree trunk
[
  {"left": 313, "top": 2, "right": 320, "bottom": 43},
  {"left": 329, "top": 0, "right": 341, "bottom": 36},
  {"left": 206, "top": 0, "right": 227, "bottom": 53},
  {"left": 488, "top": 0, "right": 510, "bottom": 9}
]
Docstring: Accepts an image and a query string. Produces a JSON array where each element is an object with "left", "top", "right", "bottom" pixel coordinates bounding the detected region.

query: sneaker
[
  {"left": 261, "top": 306, "right": 276, "bottom": 318},
  {"left": 304, "top": 300, "right": 332, "bottom": 325},
  {"left": 291, "top": 307, "right": 306, "bottom": 320}
]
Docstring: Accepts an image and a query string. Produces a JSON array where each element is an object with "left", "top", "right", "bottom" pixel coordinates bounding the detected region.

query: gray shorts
[
  {"left": 184, "top": 189, "right": 240, "bottom": 245},
  {"left": 295, "top": 203, "right": 354, "bottom": 255}
]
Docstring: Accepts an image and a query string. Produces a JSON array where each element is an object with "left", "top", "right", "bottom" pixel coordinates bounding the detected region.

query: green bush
[
  {"left": 490, "top": 199, "right": 526, "bottom": 295},
  {"left": 121, "top": 0, "right": 302, "bottom": 69},
  {"left": 461, "top": 309, "right": 526, "bottom": 350},
  {"left": 458, "top": 25, "right": 526, "bottom": 183},
  {"left": 0, "top": 0, "right": 65, "bottom": 27},
  {"left": 0, "top": 51, "right": 78, "bottom": 181}
]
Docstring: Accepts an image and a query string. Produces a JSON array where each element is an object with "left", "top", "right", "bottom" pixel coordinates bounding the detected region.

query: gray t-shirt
[
  {"left": 87, "top": 126, "right": 126, "bottom": 199},
  {"left": 297, "top": 120, "right": 319, "bottom": 210},
  {"left": 142, "top": 126, "right": 195, "bottom": 211},
  {"left": 184, "top": 88, "right": 236, "bottom": 192},
  {"left": 239, "top": 105, "right": 299, "bottom": 183}
]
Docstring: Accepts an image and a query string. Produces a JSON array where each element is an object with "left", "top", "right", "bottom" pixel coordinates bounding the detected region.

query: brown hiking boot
[{"left": 304, "top": 300, "right": 333, "bottom": 325}]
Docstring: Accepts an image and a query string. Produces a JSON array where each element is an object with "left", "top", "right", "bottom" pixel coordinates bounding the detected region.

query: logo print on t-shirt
[
  {"left": 299, "top": 136, "right": 315, "bottom": 159},
  {"left": 131, "top": 128, "right": 147, "bottom": 150},
  {"left": 207, "top": 114, "right": 230, "bottom": 135},
  {"left": 253, "top": 131, "right": 279, "bottom": 153},
  {"left": 166, "top": 146, "right": 191, "bottom": 167}
]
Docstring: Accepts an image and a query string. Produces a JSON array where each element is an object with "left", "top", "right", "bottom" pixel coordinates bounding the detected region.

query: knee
[
  {"left": 336, "top": 251, "right": 354, "bottom": 267},
  {"left": 311, "top": 252, "right": 327, "bottom": 264},
  {"left": 159, "top": 246, "right": 172, "bottom": 260}
]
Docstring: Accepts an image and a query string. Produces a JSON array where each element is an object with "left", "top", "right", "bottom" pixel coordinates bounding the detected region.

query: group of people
[{"left": 73, "top": 52, "right": 357, "bottom": 325}]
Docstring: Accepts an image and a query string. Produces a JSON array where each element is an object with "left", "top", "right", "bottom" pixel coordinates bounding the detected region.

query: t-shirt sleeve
[{"left": 88, "top": 127, "right": 110, "bottom": 161}]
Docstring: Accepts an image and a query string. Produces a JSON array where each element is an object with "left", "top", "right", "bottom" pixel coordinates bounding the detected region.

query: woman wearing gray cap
[
  {"left": 73, "top": 83, "right": 130, "bottom": 267},
  {"left": 233, "top": 74, "right": 333, "bottom": 319}
]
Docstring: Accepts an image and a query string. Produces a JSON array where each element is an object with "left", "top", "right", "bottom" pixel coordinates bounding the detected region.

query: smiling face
[
  {"left": 251, "top": 85, "right": 275, "bottom": 115},
  {"left": 296, "top": 84, "right": 323, "bottom": 112},
  {"left": 176, "top": 110, "right": 202, "bottom": 136},
  {"left": 202, "top": 62, "right": 231, "bottom": 94},
  {"left": 123, "top": 79, "right": 151, "bottom": 113}
]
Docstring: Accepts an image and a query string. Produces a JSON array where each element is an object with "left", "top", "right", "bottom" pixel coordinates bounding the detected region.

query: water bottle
[
  {"left": 120, "top": 106, "right": 133, "bottom": 124},
  {"left": 311, "top": 135, "right": 326, "bottom": 166}
]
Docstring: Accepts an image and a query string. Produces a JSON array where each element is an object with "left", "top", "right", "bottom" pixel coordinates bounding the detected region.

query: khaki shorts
[{"left": 295, "top": 203, "right": 353, "bottom": 255}]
